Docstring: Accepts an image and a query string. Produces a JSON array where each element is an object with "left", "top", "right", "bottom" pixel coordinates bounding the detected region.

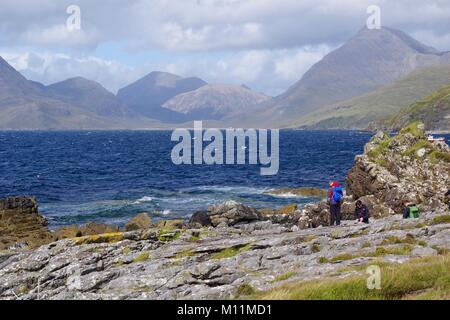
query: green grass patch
[
  {"left": 381, "top": 236, "right": 403, "bottom": 245},
  {"left": 311, "top": 243, "right": 321, "bottom": 253},
  {"left": 157, "top": 230, "right": 181, "bottom": 242},
  {"left": 318, "top": 257, "right": 328, "bottom": 264},
  {"left": 115, "top": 260, "right": 124, "bottom": 267},
  {"left": 367, "top": 135, "right": 393, "bottom": 160},
  {"left": 349, "top": 229, "right": 369, "bottom": 238},
  {"left": 402, "top": 139, "right": 430, "bottom": 158},
  {"left": 133, "top": 252, "right": 149, "bottom": 263},
  {"left": 429, "top": 151, "right": 450, "bottom": 164},
  {"left": 303, "top": 235, "right": 317, "bottom": 242},
  {"left": 399, "top": 122, "right": 425, "bottom": 138},
  {"left": 432, "top": 245, "right": 450, "bottom": 256},
  {"left": 271, "top": 271, "right": 297, "bottom": 283},
  {"left": 381, "top": 234, "right": 418, "bottom": 246},
  {"left": 211, "top": 243, "right": 252, "bottom": 260},
  {"left": 250, "top": 254, "right": 450, "bottom": 300},
  {"left": 319, "top": 245, "right": 414, "bottom": 264},
  {"left": 388, "top": 221, "right": 426, "bottom": 231},
  {"left": 418, "top": 240, "right": 428, "bottom": 247},
  {"left": 188, "top": 235, "right": 201, "bottom": 242},
  {"left": 237, "top": 283, "right": 256, "bottom": 296},
  {"left": 361, "top": 242, "right": 372, "bottom": 249},
  {"left": 430, "top": 215, "right": 450, "bottom": 225},
  {"left": 174, "top": 249, "right": 196, "bottom": 259}
]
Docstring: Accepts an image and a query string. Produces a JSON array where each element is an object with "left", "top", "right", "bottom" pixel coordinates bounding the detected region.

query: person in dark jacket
[
  {"left": 402, "top": 201, "right": 410, "bottom": 219},
  {"left": 354, "top": 200, "right": 369, "bottom": 223},
  {"left": 328, "top": 181, "right": 344, "bottom": 226}
]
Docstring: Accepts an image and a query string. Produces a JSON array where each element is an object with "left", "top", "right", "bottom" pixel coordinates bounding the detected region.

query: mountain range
[
  {"left": 238, "top": 27, "right": 450, "bottom": 128},
  {"left": 1, "top": 26, "right": 450, "bottom": 130}
]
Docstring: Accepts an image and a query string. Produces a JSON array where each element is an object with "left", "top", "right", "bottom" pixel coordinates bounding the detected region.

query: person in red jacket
[{"left": 328, "top": 181, "right": 344, "bottom": 226}]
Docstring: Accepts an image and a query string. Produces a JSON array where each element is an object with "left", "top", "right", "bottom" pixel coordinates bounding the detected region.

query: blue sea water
[{"left": 0, "top": 130, "right": 373, "bottom": 228}]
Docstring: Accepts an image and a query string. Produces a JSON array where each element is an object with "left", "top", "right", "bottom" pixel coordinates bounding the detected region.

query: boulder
[
  {"left": 341, "top": 200, "right": 356, "bottom": 220},
  {"left": 188, "top": 211, "right": 212, "bottom": 227},
  {"left": 299, "top": 200, "right": 332, "bottom": 228},
  {"left": 207, "top": 201, "right": 261, "bottom": 227},
  {"left": 0, "top": 196, "right": 54, "bottom": 249},
  {"left": 125, "top": 213, "right": 153, "bottom": 231}
]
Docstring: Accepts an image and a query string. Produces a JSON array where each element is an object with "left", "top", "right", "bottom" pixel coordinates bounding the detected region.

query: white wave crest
[
  {"left": 133, "top": 196, "right": 153, "bottom": 204},
  {"left": 266, "top": 192, "right": 303, "bottom": 198}
]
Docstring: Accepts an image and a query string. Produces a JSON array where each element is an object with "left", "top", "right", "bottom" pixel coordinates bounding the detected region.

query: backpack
[
  {"left": 332, "top": 186, "right": 343, "bottom": 203},
  {"left": 409, "top": 205, "right": 420, "bottom": 218}
]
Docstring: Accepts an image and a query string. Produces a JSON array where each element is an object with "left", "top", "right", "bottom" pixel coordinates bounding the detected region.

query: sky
[{"left": 1, "top": 0, "right": 450, "bottom": 96}]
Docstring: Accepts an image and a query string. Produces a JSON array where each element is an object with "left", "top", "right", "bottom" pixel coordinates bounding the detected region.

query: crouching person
[
  {"left": 403, "top": 201, "right": 420, "bottom": 219},
  {"left": 355, "top": 200, "right": 369, "bottom": 224}
]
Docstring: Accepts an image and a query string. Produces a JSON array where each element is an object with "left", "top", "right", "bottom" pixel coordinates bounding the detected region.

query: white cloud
[
  {"left": 1, "top": 0, "right": 450, "bottom": 52},
  {"left": 18, "top": 25, "right": 100, "bottom": 49}
]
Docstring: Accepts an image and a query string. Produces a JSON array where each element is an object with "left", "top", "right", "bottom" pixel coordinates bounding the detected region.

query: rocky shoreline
[{"left": 0, "top": 122, "right": 449, "bottom": 300}]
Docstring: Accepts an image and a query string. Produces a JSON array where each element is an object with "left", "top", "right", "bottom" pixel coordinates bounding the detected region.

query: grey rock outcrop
[
  {"left": 188, "top": 211, "right": 212, "bottom": 227},
  {"left": 1, "top": 209, "right": 448, "bottom": 300},
  {"left": 346, "top": 123, "right": 449, "bottom": 213},
  {"left": 206, "top": 201, "right": 261, "bottom": 227}
]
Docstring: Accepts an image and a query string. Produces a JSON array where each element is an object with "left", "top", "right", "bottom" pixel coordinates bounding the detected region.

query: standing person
[
  {"left": 354, "top": 200, "right": 369, "bottom": 224},
  {"left": 445, "top": 189, "right": 450, "bottom": 210},
  {"left": 328, "top": 181, "right": 343, "bottom": 226}
]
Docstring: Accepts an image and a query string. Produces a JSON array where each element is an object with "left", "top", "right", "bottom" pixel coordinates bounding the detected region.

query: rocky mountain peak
[
  {"left": 116, "top": 71, "right": 208, "bottom": 120},
  {"left": 254, "top": 27, "right": 450, "bottom": 128},
  {"left": 352, "top": 27, "right": 440, "bottom": 55},
  {"left": 162, "top": 84, "right": 270, "bottom": 119}
]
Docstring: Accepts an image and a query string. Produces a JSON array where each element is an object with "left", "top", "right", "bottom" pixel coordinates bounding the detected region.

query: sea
[{"left": 0, "top": 130, "right": 373, "bottom": 228}]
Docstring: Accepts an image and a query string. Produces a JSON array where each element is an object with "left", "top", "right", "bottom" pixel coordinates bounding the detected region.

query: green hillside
[
  {"left": 386, "top": 85, "right": 450, "bottom": 132},
  {"left": 291, "top": 66, "right": 450, "bottom": 130}
]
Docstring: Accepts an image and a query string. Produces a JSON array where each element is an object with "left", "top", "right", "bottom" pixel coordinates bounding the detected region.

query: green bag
[{"left": 409, "top": 205, "right": 420, "bottom": 218}]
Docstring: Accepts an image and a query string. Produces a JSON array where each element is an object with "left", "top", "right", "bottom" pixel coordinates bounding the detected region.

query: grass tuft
[
  {"left": 133, "top": 252, "right": 149, "bottom": 263},
  {"left": 430, "top": 215, "right": 450, "bottom": 225},
  {"left": 271, "top": 271, "right": 297, "bottom": 283},
  {"left": 250, "top": 254, "right": 450, "bottom": 300},
  {"left": 237, "top": 283, "right": 257, "bottom": 296},
  {"left": 211, "top": 243, "right": 252, "bottom": 260},
  {"left": 319, "top": 245, "right": 414, "bottom": 264}
]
